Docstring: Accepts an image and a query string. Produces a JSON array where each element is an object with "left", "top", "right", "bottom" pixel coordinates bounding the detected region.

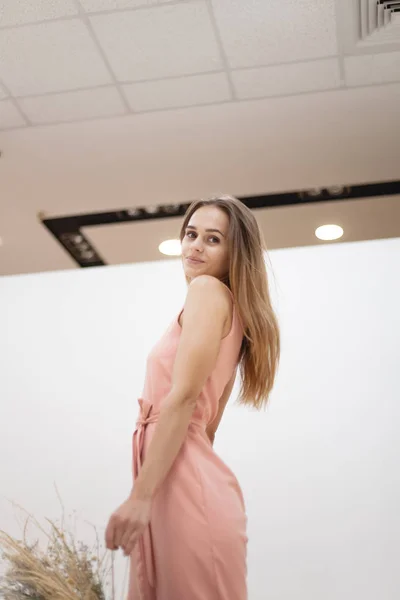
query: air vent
[
  {"left": 359, "top": 1, "right": 400, "bottom": 45},
  {"left": 338, "top": 1, "right": 400, "bottom": 56}
]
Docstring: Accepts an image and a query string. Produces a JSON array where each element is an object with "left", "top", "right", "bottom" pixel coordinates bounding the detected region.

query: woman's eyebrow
[{"left": 186, "top": 226, "right": 225, "bottom": 238}]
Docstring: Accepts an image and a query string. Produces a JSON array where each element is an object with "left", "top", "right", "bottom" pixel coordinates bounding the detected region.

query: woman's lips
[{"left": 186, "top": 257, "right": 204, "bottom": 264}]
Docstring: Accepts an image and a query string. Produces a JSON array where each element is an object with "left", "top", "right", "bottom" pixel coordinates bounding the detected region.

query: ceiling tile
[
  {"left": 345, "top": 52, "right": 400, "bottom": 87},
  {"left": 232, "top": 58, "right": 342, "bottom": 100},
  {"left": 18, "top": 87, "right": 127, "bottom": 124},
  {"left": 122, "top": 72, "right": 231, "bottom": 111},
  {"left": 211, "top": 0, "right": 338, "bottom": 68},
  {"left": 81, "top": 0, "right": 156, "bottom": 12},
  {"left": 0, "top": 0, "right": 78, "bottom": 27},
  {"left": 0, "top": 20, "right": 112, "bottom": 96},
  {"left": 0, "top": 99, "right": 26, "bottom": 129},
  {"left": 90, "top": 2, "right": 223, "bottom": 81}
]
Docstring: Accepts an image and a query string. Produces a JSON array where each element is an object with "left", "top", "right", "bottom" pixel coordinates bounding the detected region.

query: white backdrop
[{"left": 0, "top": 237, "right": 399, "bottom": 600}]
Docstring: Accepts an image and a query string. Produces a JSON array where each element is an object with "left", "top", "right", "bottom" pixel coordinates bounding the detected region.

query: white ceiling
[
  {"left": 1, "top": 0, "right": 400, "bottom": 127},
  {"left": 0, "top": 0, "right": 400, "bottom": 276}
]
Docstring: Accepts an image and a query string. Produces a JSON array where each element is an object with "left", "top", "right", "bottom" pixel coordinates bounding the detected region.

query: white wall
[{"left": 0, "top": 238, "right": 399, "bottom": 600}]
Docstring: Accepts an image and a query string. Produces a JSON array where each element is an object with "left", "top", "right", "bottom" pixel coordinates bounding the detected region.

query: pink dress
[{"left": 128, "top": 289, "right": 248, "bottom": 600}]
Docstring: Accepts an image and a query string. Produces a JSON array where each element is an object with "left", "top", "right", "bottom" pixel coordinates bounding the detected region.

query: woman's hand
[{"left": 105, "top": 493, "right": 152, "bottom": 556}]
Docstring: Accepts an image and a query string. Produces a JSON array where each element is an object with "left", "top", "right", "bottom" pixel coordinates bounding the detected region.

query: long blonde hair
[{"left": 179, "top": 194, "right": 280, "bottom": 411}]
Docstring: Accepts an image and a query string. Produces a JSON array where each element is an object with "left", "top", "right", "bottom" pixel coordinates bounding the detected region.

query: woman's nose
[{"left": 193, "top": 238, "right": 204, "bottom": 251}]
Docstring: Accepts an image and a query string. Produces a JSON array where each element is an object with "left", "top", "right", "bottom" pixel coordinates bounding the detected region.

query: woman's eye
[{"left": 185, "top": 231, "right": 219, "bottom": 243}]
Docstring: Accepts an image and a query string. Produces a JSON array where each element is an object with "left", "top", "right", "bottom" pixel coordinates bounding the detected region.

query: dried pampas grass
[{"left": 0, "top": 492, "right": 125, "bottom": 600}]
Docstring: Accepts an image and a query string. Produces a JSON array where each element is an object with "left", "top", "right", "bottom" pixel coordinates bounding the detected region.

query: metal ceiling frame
[{"left": 41, "top": 178, "right": 400, "bottom": 268}]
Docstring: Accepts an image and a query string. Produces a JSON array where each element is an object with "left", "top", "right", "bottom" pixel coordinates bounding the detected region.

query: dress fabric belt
[{"left": 132, "top": 397, "right": 206, "bottom": 596}]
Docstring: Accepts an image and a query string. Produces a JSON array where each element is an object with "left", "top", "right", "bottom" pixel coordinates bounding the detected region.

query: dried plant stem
[{"left": 0, "top": 499, "right": 114, "bottom": 600}]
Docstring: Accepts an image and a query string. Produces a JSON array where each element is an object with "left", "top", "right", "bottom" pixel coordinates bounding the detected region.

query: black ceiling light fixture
[{"left": 40, "top": 179, "right": 400, "bottom": 268}]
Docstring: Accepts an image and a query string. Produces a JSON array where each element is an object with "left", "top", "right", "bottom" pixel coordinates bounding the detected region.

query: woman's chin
[{"left": 184, "top": 265, "right": 204, "bottom": 276}]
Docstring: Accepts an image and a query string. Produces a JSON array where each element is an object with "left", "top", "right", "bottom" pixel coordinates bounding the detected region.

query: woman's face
[{"left": 181, "top": 205, "right": 230, "bottom": 283}]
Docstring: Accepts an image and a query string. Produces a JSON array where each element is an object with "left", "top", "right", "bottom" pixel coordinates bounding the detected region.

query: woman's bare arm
[{"left": 132, "top": 275, "right": 231, "bottom": 501}]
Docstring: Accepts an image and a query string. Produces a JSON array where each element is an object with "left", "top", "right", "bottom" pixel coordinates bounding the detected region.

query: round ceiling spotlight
[
  {"left": 146, "top": 205, "right": 160, "bottom": 215},
  {"left": 326, "top": 185, "right": 345, "bottom": 196},
  {"left": 159, "top": 239, "right": 182, "bottom": 256},
  {"left": 315, "top": 224, "right": 344, "bottom": 241},
  {"left": 304, "top": 188, "right": 323, "bottom": 197},
  {"left": 127, "top": 208, "right": 141, "bottom": 217}
]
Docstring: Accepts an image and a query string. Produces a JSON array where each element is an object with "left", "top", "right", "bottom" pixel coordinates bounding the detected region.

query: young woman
[{"left": 105, "top": 195, "right": 280, "bottom": 599}]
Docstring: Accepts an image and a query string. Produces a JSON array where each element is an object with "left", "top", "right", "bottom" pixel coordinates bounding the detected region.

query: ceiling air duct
[{"left": 359, "top": 1, "right": 400, "bottom": 44}]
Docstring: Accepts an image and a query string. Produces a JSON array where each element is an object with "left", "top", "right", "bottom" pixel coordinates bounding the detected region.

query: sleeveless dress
[{"left": 128, "top": 288, "right": 248, "bottom": 600}]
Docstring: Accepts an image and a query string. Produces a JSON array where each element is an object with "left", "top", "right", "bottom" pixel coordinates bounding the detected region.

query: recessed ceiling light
[
  {"left": 159, "top": 239, "right": 182, "bottom": 256},
  {"left": 315, "top": 224, "right": 344, "bottom": 241}
]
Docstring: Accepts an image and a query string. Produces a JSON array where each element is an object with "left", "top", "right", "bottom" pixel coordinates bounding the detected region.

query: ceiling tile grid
[
  {"left": 0, "top": 99, "right": 26, "bottom": 128},
  {"left": 0, "top": 81, "right": 8, "bottom": 100},
  {"left": 345, "top": 51, "right": 400, "bottom": 87},
  {"left": 0, "top": 0, "right": 399, "bottom": 130},
  {"left": 232, "top": 58, "right": 342, "bottom": 100},
  {"left": 18, "top": 86, "right": 127, "bottom": 124},
  {"left": 89, "top": 3, "right": 224, "bottom": 81},
  {"left": 80, "top": 0, "right": 157, "bottom": 12},
  {"left": 0, "top": 19, "right": 113, "bottom": 96},
  {"left": 0, "top": 0, "right": 78, "bottom": 27},
  {"left": 122, "top": 72, "right": 231, "bottom": 112},
  {"left": 210, "top": 0, "right": 338, "bottom": 69}
]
